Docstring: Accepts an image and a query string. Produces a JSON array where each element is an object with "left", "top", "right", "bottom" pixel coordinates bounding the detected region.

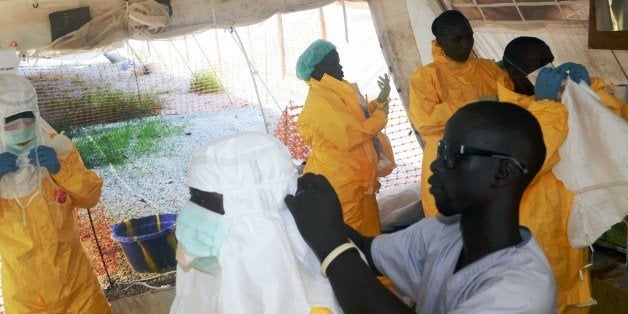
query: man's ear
[
  {"left": 435, "top": 35, "right": 444, "bottom": 47},
  {"left": 311, "top": 65, "right": 323, "bottom": 81},
  {"left": 491, "top": 160, "right": 515, "bottom": 188}
]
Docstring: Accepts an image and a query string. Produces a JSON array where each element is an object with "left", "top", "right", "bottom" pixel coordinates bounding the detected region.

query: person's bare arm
[{"left": 285, "top": 174, "right": 412, "bottom": 314}]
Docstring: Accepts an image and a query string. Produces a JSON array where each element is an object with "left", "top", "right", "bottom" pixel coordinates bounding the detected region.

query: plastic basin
[{"left": 111, "top": 213, "right": 177, "bottom": 273}]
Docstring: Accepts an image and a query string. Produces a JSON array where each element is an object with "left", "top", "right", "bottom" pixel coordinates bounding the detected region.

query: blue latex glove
[
  {"left": 0, "top": 152, "right": 18, "bottom": 178},
  {"left": 556, "top": 62, "right": 590, "bottom": 85},
  {"left": 534, "top": 67, "right": 565, "bottom": 101},
  {"left": 28, "top": 146, "right": 60, "bottom": 174}
]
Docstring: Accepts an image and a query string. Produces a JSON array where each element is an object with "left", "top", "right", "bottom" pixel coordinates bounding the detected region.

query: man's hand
[
  {"left": 29, "top": 146, "right": 60, "bottom": 174},
  {"left": 0, "top": 152, "right": 18, "bottom": 178},
  {"left": 285, "top": 173, "right": 348, "bottom": 261}
]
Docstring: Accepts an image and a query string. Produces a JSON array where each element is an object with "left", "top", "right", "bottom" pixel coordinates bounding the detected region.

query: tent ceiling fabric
[
  {"left": 444, "top": 0, "right": 589, "bottom": 23},
  {"left": 0, "top": 0, "right": 362, "bottom": 52}
]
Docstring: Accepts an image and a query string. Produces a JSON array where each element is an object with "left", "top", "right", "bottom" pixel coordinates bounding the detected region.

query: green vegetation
[
  {"left": 71, "top": 118, "right": 185, "bottom": 169},
  {"left": 27, "top": 74, "right": 165, "bottom": 133},
  {"left": 51, "top": 88, "right": 165, "bottom": 134},
  {"left": 189, "top": 70, "right": 223, "bottom": 94}
]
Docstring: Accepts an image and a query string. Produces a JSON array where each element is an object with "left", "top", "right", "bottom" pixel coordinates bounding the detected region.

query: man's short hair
[
  {"left": 503, "top": 36, "right": 548, "bottom": 68},
  {"left": 431, "top": 10, "right": 469, "bottom": 37},
  {"left": 456, "top": 101, "right": 546, "bottom": 177}
]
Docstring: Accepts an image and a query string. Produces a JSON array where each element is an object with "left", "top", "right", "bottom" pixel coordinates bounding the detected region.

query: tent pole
[
  {"left": 169, "top": 40, "right": 195, "bottom": 75},
  {"left": 191, "top": 33, "right": 234, "bottom": 104},
  {"left": 147, "top": 42, "right": 174, "bottom": 77},
  {"left": 230, "top": 27, "right": 270, "bottom": 134},
  {"left": 277, "top": 14, "right": 286, "bottom": 79}
]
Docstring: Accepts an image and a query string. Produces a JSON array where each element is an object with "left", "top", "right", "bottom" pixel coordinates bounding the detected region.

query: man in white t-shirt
[{"left": 285, "top": 101, "right": 557, "bottom": 313}]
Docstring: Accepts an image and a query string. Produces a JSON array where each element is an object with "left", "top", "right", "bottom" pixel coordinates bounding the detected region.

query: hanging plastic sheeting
[
  {"left": 553, "top": 79, "right": 628, "bottom": 248},
  {"left": 0, "top": 49, "right": 19, "bottom": 74},
  {"left": 32, "top": 0, "right": 170, "bottom": 57},
  {"left": 377, "top": 183, "right": 422, "bottom": 232}
]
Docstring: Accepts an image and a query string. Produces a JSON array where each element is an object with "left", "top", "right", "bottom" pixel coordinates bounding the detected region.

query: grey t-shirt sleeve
[{"left": 371, "top": 217, "right": 443, "bottom": 298}]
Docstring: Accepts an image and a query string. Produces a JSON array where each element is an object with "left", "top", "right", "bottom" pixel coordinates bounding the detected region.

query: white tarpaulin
[
  {"left": 0, "top": 49, "right": 19, "bottom": 74},
  {"left": 554, "top": 79, "right": 628, "bottom": 248}
]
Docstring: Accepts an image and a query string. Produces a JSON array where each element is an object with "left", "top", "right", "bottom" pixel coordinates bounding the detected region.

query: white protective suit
[{"left": 170, "top": 132, "right": 342, "bottom": 314}]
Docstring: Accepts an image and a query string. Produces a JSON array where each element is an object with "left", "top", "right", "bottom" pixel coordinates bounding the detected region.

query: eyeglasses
[{"left": 437, "top": 140, "right": 529, "bottom": 174}]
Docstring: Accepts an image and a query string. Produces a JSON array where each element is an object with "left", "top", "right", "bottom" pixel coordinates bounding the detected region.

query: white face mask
[
  {"left": 176, "top": 201, "right": 232, "bottom": 273},
  {"left": 526, "top": 63, "right": 554, "bottom": 86},
  {"left": 5, "top": 123, "right": 37, "bottom": 155}
]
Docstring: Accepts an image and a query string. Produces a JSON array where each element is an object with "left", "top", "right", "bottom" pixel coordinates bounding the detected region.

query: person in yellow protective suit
[
  {"left": 296, "top": 39, "right": 395, "bottom": 237},
  {"left": 499, "top": 36, "right": 627, "bottom": 314},
  {"left": 0, "top": 74, "right": 111, "bottom": 313},
  {"left": 408, "top": 10, "right": 504, "bottom": 217}
]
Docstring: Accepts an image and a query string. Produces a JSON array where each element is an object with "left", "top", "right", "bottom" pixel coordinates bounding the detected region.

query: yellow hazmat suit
[
  {"left": 0, "top": 147, "right": 111, "bottom": 313},
  {"left": 408, "top": 41, "right": 503, "bottom": 217},
  {"left": 298, "top": 74, "right": 389, "bottom": 236},
  {"left": 0, "top": 74, "right": 111, "bottom": 313},
  {"left": 497, "top": 75, "right": 626, "bottom": 313}
]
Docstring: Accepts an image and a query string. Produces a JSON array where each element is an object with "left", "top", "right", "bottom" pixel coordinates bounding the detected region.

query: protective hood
[
  {"left": 0, "top": 73, "right": 73, "bottom": 199},
  {"left": 171, "top": 132, "right": 342, "bottom": 314}
]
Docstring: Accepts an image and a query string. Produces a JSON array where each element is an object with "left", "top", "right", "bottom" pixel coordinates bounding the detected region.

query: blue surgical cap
[{"left": 295, "top": 39, "right": 336, "bottom": 81}]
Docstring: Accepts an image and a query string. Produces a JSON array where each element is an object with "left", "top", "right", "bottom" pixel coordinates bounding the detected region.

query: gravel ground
[{"left": 90, "top": 107, "right": 271, "bottom": 224}]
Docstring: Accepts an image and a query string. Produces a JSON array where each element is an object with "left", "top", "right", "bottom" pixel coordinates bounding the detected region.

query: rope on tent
[
  {"left": 190, "top": 33, "right": 235, "bottom": 104},
  {"left": 147, "top": 41, "right": 174, "bottom": 77},
  {"left": 229, "top": 27, "right": 273, "bottom": 134},
  {"left": 169, "top": 40, "right": 195, "bottom": 75},
  {"left": 611, "top": 50, "right": 628, "bottom": 82},
  {"left": 228, "top": 28, "right": 284, "bottom": 113}
]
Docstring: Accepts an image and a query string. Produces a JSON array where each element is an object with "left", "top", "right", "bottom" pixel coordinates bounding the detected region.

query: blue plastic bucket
[{"left": 111, "top": 213, "right": 178, "bottom": 273}]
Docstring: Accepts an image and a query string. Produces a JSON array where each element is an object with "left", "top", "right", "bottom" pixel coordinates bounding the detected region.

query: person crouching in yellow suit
[
  {"left": 499, "top": 36, "right": 626, "bottom": 313},
  {"left": 0, "top": 74, "right": 111, "bottom": 313},
  {"left": 295, "top": 39, "right": 395, "bottom": 237}
]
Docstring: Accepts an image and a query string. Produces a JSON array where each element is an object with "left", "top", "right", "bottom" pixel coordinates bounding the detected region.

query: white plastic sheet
[
  {"left": 0, "top": 49, "right": 19, "bottom": 74},
  {"left": 377, "top": 183, "right": 423, "bottom": 232},
  {"left": 553, "top": 79, "right": 628, "bottom": 248}
]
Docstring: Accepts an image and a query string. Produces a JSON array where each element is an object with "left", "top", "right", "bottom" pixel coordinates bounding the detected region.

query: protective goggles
[
  {"left": 437, "top": 139, "right": 529, "bottom": 174},
  {"left": 503, "top": 57, "right": 553, "bottom": 78}
]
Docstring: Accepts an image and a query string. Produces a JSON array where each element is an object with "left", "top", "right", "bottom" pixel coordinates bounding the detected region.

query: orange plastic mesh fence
[{"left": 74, "top": 202, "right": 126, "bottom": 289}]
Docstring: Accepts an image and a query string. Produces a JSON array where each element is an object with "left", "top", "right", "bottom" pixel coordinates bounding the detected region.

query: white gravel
[{"left": 88, "top": 107, "right": 271, "bottom": 224}]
